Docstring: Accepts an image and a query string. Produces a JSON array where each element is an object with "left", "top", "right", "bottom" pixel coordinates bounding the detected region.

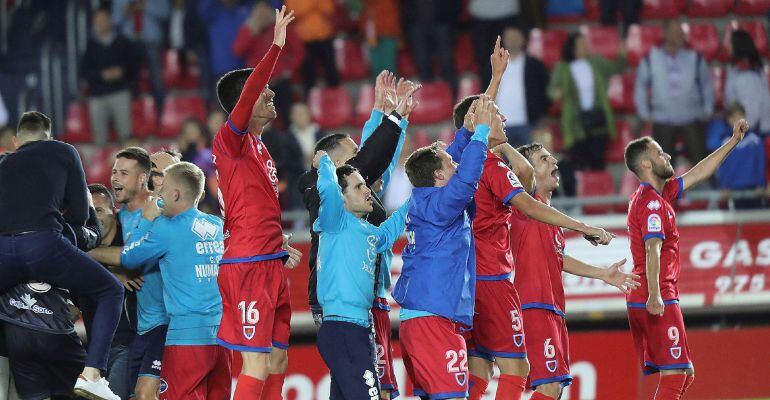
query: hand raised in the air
[
  {"left": 312, "top": 150, "right": 328, "bottom": 169},
  {"left": 732, "top": 118, "right": 749, "bottom": 142},
  {"left": 472, "top": 95, "right": 498, "bottom": 128},
  {"left": 272, "top": 6, "right": 295, "bottom": 48},
  {"left": 373, "top": 70, "right": 389, "bottom": 112},
  {"left": 490, "top": 35, "right": 510, "bottom": 78},
  {"left": 382, "top": 72, "right": 398, "bottom": 114},
  {"left": 395, "top": 81, "right": 421, "bottom": 117}
]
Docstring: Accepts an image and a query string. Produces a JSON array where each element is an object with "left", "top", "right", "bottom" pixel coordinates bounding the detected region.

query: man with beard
[
  {"left": 623, "top": 118, "right": 748, "bottom": 400},
  {"left": 510, "top": 143, "right": 639, "bottom": 400}
]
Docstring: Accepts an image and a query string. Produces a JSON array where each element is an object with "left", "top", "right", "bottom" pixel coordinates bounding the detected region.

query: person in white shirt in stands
[{"left": 495, "top": 26, "right": 551, "bottom": 147}]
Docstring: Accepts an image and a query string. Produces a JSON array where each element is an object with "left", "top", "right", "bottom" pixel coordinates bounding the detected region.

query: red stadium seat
[
  {"left": 581, "top": 25, "right": 622, "bottom": 60},
  {"left": 721, "top": 20, "right": 769, "bottom": 60},
  {"left": 412, "top": 129, "right": 432, "bottom": 149},
  {"left": 397, "top": 47, "right": 417, "bottom": 78},
  {"left": 334, "top": 38, "right": 369, "bottom": 81},
  {"left": 308, "top": 86, "right": 353, "bottom": 129},
  {"left": 734, "top": 0, "right": 770, "bottom": 15},
  {"left": 641, "top": 0, "right": 686, "bottom": 18},
  {"left": 131, "top": 96, "right": 158, "bottom": 139},
  {"left": 687, "top": 0, "right": 734, "bottom": 16},
  {"left": 408, "top": 81, "right": 453, "bottom": 125},
  {"left": 683, "top": 22, "right": 721, "bottom": 61},
  {"left": 454, "top": 34, "right": 477, "bottom": 74},
  {"left": 576, "top": 170, "right": 616, "bottom": 214},
  {"left": 765, "top": 136, "right": 770, "bottom": 183},
  {"left": 159, "top": 94, "right": 206, "bottom": 138},
  {"left": 353, "top": 83, "right": 375, "bottom": 128},
  {"left": 619, "top": 170, "right": 640, "bottom": 199},
  {"left": 606, "top": 120, "right": 634, "bottom": 163},
  {"left": 527, "top": 28, "right": 569, "bottom": 69},
  {"left": 585, "top": 0, "right": 600, "bottom": 20},
  {"left": 625, "top": 24, "right": 663, "bottom": 66},
  {"left": 437, "top": 126, "right": 456, "bottom": 144},
  {"left": 85, "top": 146, "right": 119, "bottom": 186},
  {"left": 163, "top": 49, "right": 200, "bottom": 90},
  {"left": 63, "top": 102, "right": 92, "bottom": 143},
  {"left": 712, "top": 65, "right": 725, "bottom": 109},
  {"left": 607, "top": 71, "right": 636, "bottom": 113},
  {"left": 457, "top": 75, "right": 481, "bottom": 103}
]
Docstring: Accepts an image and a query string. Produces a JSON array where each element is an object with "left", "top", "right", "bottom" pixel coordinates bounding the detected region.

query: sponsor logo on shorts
[
  {"left": 9, "top": 295, "right": 53, "bottom": 315},
  {"left": 454, "top": 371, "right": 467, "bottom": 386},
  {"left": 546, "top": 360, "right": 558, "bottom": 373},
  {"left": 243, "top": 326, "right": 256, "bottom": 340},
  {"left": 513, "top": 333, "right": 525, "bottom": 347},
  {"left": 152, "top": 360, "right": 162, "bottom": 371},
  {"left": 159, "top": 379, "right": 168, "bottom": 394},
  {"left": 670, "top": 346, "right": 682, "bottom": 360},
  {"left": 648, "top": 214, "right": 662, "bottom": 232}
]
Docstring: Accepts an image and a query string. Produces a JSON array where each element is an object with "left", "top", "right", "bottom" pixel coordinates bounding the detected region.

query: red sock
[
  {"left": 234, "top": 374, "right": 265, "bottom": 400},
  {"left": 681, "top": 375, "right": 695, "bottom": 397},
  {"left": 468, "top": 374, "right": 489, "bottom": 400},
  {"left": 530, "top": 392, "right": 557, "bottom": 400},
  {"left": 654, "top": 374, "right": 687, "bottom": 400},
  {"left": 263, "top": 373, "right": 285, "bottom": 400},
  {"left": 495, "top": 374, "right": 527, "bottom": 400}
]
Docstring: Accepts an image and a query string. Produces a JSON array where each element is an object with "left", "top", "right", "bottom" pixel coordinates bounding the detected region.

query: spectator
[
  {"left": 289, "top": 102, "right": 326, "bottom": 167},
  {"left": 635, "top": 20, "right": 714, "bottom": 165},
  {"left": 599, "top": 0, "right": 641, "bottom": 37},
  {"left": 81, "top": 9, "right": 137, "bottom": 146},
  {"left": 362, "top": 0, "right": 401, "bottom": 78},
  {"left": 233, "top": 1, "right": 305, "bottom": 129},
  {"left": 496, "top": 26, "right": 551, "bottom": 146},
  {"left": 725, "top": 29, "right": 770, "bottom": 135},
  {"left": 549, "top": 32, "right": 625, "bottom": 172},
  {"left": 197, "top": 0, "right": 250, "bottom": 81},
  {"left": 469, "top": 0, "right": 519, "bottom": 89},
  {"left": 520, "top": 0, "right": 548, "bottom": 32},
  {"left": 0, "top": 126, "right": 13, "bottom": 153},
  {"left": 206, "top": 109, "right": 226, "bottom": 139},
  {"left": 262, "top": 125, "right": 306, "bottom": 211},
  {"left": 177, "top": 118, "right": 214, "bottom": 177},
  {"left": 708, "top": 103, "right": 767, "bottom": 209},
  {"left": 112, "top": 0, "right": 170, "bottom": 107},
  {"left": 402, "top": 0, "right": 461, "bottom": 96},
  {"left": 169, "top": 0, "right": 212, "bottom": 101},
  {"left": 284, "top": 0, "right": 340, "bottom": 91}
]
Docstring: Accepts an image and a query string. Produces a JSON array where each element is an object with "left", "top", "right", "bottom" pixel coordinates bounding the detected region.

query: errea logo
[
  {"left": 152, "top": 360, "right": 162, "bottom": 370},
  {"left": 647, "top": 200, "right": 662, "bottom": 211},
  {"left": 192, "top": 218, "right": 219, "bottom": 240}
]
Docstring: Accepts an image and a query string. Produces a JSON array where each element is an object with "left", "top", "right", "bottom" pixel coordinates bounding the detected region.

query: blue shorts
[
  {"left": 317, "top": 321, "right": 380, "bottom": 400},
  {"left": 129, "top": 324, "right": 168, "bottom": 388}
]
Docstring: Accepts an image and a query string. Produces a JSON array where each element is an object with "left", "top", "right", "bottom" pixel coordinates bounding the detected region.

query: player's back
[
  {"left": 212, "top": 123, "right": 284, "bottom": 261},
  {"left": 510, "top": 195, "right": 567, "bottom": 315},
  {"left": 627, "top": 178, "right": 683, "bottom": 303}
]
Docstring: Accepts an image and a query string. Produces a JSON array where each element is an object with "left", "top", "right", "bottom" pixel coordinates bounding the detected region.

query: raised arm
[
  {"left": 509, "top": 194, "right": 613, "bottom": 245},
  {"left": 376, "top": 199, "right": 410, "bottom": 252},
  {"left": 313, "top": 152, "right": 347, "bottom": 233},
  {"left": 564, "top": 256, "right": 639, "bottom": 294},
  {"left": 493, "top": 143, "right": 535, "bottom": 194},
  {"left": 486, "top": 35, "right": 509, "bottom": 101},
  {"left": 681, "top": 119, "right": 748, "bottom": 192}
]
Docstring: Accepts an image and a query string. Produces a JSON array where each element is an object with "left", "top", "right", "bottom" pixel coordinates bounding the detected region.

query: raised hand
[
  {"left": 141, "top": 196, "right": 162, "bottom": 221},
  {"left": 395, "top": 82, "right": 421, "bottom": 117},
  {"left": 312, "top": 150, "right": 328, "bottom": 169},
  {"left": 490, "top": 35, "right": 510, "bottom": 78},
  {"left": 732, "top": 118, "right": 749, "bottom": 141},
  {"left": 272, "top": 5, "right": 296, "bottom": 48},
  {"left": 463, "top": 99, "right": 479, "bottom": 132},
  {"left": 472, "top": 95, "right": 497, "bottom": 128},
  {"left": 382, "top": 72, "right": 398, "bottom": 114},
  {"left": 602, "top": 259, "right": 641, "bottom": 294},
  {"left": 373, "top": 70, "right": 388, "bottom": 112}
]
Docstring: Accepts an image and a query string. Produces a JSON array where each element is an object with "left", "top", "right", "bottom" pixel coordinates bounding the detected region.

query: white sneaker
[{"left": 73, "top": 375, "right": 121, "bottom": 400}]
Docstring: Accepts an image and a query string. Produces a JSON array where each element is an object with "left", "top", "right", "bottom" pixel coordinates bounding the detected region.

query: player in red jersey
[
  {"left": 212, "top": 7, "right": 302, "bottom": 399},
  {"left": 624, "top": 118, "right": 748, "bottom": 400},
  {"left": 455, "top": 38, "right": 614, "bottom": 400},
  {"left": 511, "top": 143, "right": 639, "bottom": 400}
]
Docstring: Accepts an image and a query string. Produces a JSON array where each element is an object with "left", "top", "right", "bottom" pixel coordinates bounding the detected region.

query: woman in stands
[{"left": 725, "top": 29, "right": 770, "bottom": 136}]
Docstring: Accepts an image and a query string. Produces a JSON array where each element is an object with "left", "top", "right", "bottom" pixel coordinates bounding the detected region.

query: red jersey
[
  {"left": 510, "top": 194, "right": 566, "bottom": 315},
  {"left": 212, "top": 44, "right": 286, "bottom": 262},
  {"left": 627, "top": 177, "right": 683, "bottom": 304},
  {"left": 473, "top": 152, "right": 525, "bottom": 277}
]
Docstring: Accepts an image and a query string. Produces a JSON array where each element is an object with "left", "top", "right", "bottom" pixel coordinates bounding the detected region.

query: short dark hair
[
  {"left": 624, "top": 137, "right": 654, "bottom": 175},
  {"left": 726, "top": 102, "right": 746, "bottom": 118},
  {"left": 88, "top": 183, "right": 115, "bottom": 208},
  {"left": 405, "top": 142, "right": 445, "bottom": 187},
  {"left": 314, "top": 133, "right": 351, "bottom": 154},
  {"left": 562, "top": 32, "right": 583, "bottom": 63},
  {"left": 453, "top": 95, "right": 479, "bottom": 129},
  {"left": 516, "top": 142, "right": 545, "bottom": 163},
  {"left": 116, "top": 147, "right": 152, "bottom": 174},
  {"left": 17, "top": 111, "right": 52, "bottom": 136},
  {"left": 335, "top": 164, "right": 359, "bottom": 193},
  {"left": 730, "top": 29, "right": 762, "bottom": 69},
  {"left": 216, "top": 68, "right": 253, "bottom": 114}
]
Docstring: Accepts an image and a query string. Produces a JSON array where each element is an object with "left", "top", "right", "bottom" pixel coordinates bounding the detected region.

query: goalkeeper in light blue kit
[{"left": 94, "top": 162, "right": 233, "bottom": 399}]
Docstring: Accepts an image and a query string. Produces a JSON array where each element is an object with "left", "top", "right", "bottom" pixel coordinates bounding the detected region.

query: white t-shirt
[
  {"left": 496, "top": 54, "right": 528, "bottom": 126},
  {"left": 570, "top": 59, "right": 595, "bottom": 110}
]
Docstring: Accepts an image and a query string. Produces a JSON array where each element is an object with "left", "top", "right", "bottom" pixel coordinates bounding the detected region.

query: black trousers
[
  {"left": 317, "top": 321, "right": 379, "bottom": 400},
  {"left": 301, "top": 39, "right": 340, "bottom": 92},
  {"left": 471, "top": 15, "right": 519, "bottom": 89}
]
